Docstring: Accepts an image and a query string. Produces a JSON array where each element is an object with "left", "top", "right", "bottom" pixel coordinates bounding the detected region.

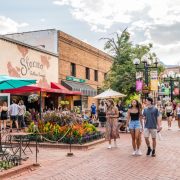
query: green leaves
[{"left": 103, "top": 28, "right": 164, "bottom": 97}]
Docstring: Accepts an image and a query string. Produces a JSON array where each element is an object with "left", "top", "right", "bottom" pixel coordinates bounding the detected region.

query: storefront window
[{"left": 82, "top": 96, "right": 88, "bottom": 109}]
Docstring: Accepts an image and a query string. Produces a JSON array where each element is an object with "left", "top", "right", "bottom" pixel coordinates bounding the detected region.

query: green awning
[{"left": 62, "top": 81, "right": 97, "bottom": 96}]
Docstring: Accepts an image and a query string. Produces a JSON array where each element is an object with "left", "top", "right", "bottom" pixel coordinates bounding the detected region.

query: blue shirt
[
  {"left": 143, "top": 106, "right": 159, "bottom": 129},
  {"left": 91, "top": 105, "right": 96, "bottom": 114}
]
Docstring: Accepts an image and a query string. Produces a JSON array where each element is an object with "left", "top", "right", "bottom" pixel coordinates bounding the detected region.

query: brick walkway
[{"left": 9, "top": 121, "right": 180, "bottom": 180}]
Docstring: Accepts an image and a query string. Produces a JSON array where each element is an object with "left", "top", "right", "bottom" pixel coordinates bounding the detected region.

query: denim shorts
[{"left": 129, "top": 120, "right": 141, "bottom": 129}]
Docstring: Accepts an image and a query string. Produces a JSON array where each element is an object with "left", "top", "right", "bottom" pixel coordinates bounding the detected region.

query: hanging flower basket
[{"left": 28, "top": 94, "right": 39, "bottom": 103}]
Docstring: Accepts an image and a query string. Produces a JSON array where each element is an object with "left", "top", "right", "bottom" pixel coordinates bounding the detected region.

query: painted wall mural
[{"left": 0, "top": 39, "right": 58, "bottom": 88}]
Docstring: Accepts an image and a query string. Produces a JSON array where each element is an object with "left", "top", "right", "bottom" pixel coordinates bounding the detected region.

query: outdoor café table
[{"left": 9, "top": 132, "right": 32, "bottom": 165}]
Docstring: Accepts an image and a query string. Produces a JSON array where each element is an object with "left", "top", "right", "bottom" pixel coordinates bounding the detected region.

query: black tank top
[{"left": 130, "top": 112, "right": 139, "bottom": 121}]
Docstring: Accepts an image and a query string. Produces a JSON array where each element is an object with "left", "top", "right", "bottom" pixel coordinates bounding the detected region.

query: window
[
  {"left": 85, "top": 67, "right": 90, "bottom": 80},
  {"left": 94, "top": 70, "right": 98, "bottom": 81},
  {"left": 71, "top": 63, "right": 76, "bottom": 77}
]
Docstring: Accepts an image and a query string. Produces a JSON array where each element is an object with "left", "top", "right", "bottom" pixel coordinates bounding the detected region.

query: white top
[
  {"left": 177, "top": 107, "right": 180, "bottom": 115},
  {"left": 9, "top": 103, "right": 21, "bottom": 116},
  {"left": 99, "top": 105, "right": 107, "bottom": 113},
  {"left": 18, "top": 105, "right": 26, "bottom": 116}
]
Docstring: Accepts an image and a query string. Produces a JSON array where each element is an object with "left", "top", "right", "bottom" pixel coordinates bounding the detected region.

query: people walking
[
  {"left": 9, "top": 99, "right": 21, "bottom": 132},
  {"left": 98, "top": 100, "right": 107, "bottom": 127},
  {"left": 176, "top": 103, "right": 180, "bottom": 130},
  {"left": 172, "top": 100, "right": 177, "bottom": 121},
  {"left": 126, "top": 100, "right": 143, "bottom": 156},
  {"left": 18, "top": 100, "right": 26, "bottom": 130},
  {"left": 106, "top": 99, "right": 119, "bottom": 149},
  {"left": 165, "top": 101, "right": 173, "bottom": 130},
  {"left": 156, "top": 101, "right": 163, "bottom": 140},
  {"left": 143, "top": 97, "right": 161, "bottom": 157},
  {"left": 91, "top": 103, "right": 97, "bottom": 122},
  {"left": 0, "top": 101, "right": 8, "bottom": 130}
]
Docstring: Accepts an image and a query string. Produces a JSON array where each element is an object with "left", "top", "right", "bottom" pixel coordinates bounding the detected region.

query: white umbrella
[{"left": 93, "top": 89, "right": 126, "bottom": 99}]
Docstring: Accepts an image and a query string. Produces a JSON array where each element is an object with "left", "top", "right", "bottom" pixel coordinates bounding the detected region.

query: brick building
[{"left": 5, "top": 29, "right": 113, "bottom": 109}]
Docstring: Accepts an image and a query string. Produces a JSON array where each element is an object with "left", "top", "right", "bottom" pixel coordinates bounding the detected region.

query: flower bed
[{"left": 28, "top": 121, "right": 104, "bottom": 144}]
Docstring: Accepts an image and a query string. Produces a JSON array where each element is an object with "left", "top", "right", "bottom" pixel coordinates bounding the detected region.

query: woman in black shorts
[
  {"left": 165, "top": 101, "right": 173, "bottom": 130},
  {"left": 0, "top": 101, "right": 8, "bottom": 130}
]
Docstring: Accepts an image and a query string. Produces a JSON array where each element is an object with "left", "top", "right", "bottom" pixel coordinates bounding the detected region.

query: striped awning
[{"left": 62, "top": 81, "right": 97, "bottom": 96}]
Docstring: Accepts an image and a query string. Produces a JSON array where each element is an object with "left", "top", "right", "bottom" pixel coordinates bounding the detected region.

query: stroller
[{"left": 118, "top": 111, "right": 127, "bottom": 132}]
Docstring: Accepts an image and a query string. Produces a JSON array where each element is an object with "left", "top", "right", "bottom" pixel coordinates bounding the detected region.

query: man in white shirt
[{"left": 9, "top": 99, "right": 21, "bottom": 132}]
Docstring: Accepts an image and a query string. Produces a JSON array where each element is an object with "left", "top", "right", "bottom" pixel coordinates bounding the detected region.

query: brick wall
[{"left": 58, "top": 31, "right": 113, "bottom": 88}]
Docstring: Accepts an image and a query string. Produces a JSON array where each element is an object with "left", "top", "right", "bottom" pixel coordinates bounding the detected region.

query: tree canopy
[{"left": 102, "top": 29, "right": 164, "bottom": 97}]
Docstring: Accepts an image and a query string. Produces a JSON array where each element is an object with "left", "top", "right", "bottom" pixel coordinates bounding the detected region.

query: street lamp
[
  {"left": 133, "top": 54, "right": 159, "bottom": 98},
  {"left": 162, "top": 71, "right": 180, "bottom": 101}
]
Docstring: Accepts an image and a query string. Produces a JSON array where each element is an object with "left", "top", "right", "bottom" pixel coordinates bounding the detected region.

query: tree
[{"left": 102, "top": 29, "right": 164, "bottom": 97}]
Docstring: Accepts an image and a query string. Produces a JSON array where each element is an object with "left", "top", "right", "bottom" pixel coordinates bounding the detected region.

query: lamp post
[
  {"left": 133, "top": 54, "right": 159, "bottom": 98},
  {"left": 162, "top": 72, "right": 180, "bottom": 101}
]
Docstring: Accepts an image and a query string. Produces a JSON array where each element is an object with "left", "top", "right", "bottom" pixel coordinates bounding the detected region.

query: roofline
[
  {"left": 165, "top": 65, "right": 180, "bottom": 68},
  {"left": 3, "top": 28, "right": 112, "bottom": 60},
  {"left": 0, "top": 35, "right": 58, "bottom": 57},
  {"left": 57, "top": 30, "right": 113, "bottom": 61},
  {"left": 4, "top": 28, "right": 57, "bottom": 36}
]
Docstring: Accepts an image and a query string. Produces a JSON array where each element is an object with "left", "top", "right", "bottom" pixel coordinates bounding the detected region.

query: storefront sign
[
  {"left": 0, "top": 40, "right": 58, "bottom": 88},
  {"left": 66, "top": 76, "right": 85, "bottom": 83}
]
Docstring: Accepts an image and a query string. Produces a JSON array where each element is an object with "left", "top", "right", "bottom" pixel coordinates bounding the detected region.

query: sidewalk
[{"left": 9, "top": 121, "right": 180, "bottom": 180}]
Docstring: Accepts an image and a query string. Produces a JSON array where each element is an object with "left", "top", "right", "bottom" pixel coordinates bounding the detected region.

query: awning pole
[{"left": 40, "top": 91, "right": 42, "bottom": 120}]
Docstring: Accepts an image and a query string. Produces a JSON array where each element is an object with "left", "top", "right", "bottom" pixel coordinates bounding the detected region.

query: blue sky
[{"left": 1, "top": 0, "right": 180, "bottom": 65}]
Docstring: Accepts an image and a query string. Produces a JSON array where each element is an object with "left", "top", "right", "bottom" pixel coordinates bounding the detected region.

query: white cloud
[
  {"left": 0, "top": 16, "right": 28, "bottom": 34},
  {"left": 53, "top": 0, "right": 180, "bottom": 65},
  {"left": 53, "top": 0, "right": 146, "bottom": 32},
  {"left": 40, "top": 18, "right": 45, "bottom": 22}
]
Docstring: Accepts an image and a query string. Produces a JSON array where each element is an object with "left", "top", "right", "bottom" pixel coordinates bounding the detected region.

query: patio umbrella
[
  {"left": 0, "top": 75, "right": 36, "bottom": 90},
  {"left": 93, "top": 89, "right": 126, "bottom": 99},
  {"left": 0, "top": 75, "right": 36, "bottom": 150}
]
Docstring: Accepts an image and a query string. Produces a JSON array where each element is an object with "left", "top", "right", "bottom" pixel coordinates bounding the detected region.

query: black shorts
[
  {"left": 166, "top": 112, "right": 172, "bottom": 117},
  {"left": 11, "top": 115, "right": 18, "bottom": 121}
]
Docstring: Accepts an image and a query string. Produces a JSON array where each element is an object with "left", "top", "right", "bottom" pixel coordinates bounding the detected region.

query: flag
[
  {"left": 150, "top": 80, "right": 158, "bottom": 91},
  {"left": 136, "top": 80, "right": 143, "bottom": 91}
]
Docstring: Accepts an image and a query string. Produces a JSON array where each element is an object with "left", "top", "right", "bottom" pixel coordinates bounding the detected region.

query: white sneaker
[
  {"left": 132, "top": 151, "right": 136, "bottom": 156},
  {"left": 107, "top": 145, "right": 112, "bottom": 149},
  {"left": 136, "top": 149, "right": 142, "bottom": 156}
]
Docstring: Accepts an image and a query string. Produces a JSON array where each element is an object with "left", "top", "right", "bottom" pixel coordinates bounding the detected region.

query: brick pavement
[{"left": 8, "top": 121, "right": 180, "bottom": 180}]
